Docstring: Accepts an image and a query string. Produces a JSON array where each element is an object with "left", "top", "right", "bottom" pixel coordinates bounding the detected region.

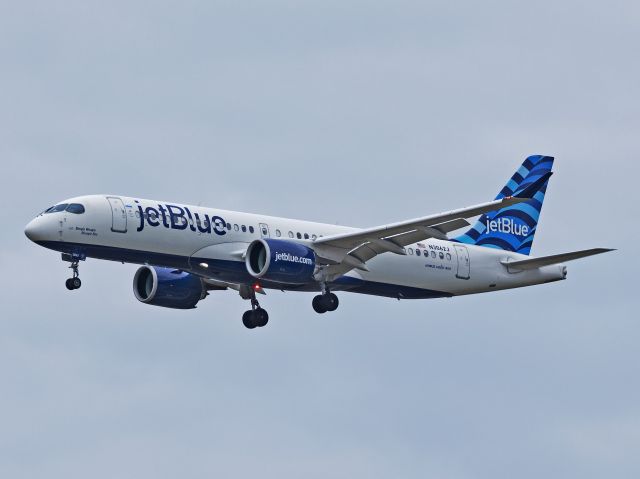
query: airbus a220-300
[{"left": 25, "top": 155, "right": 613, "bottom": 329}]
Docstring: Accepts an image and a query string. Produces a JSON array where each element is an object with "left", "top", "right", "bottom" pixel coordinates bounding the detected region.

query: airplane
[{"left": 24, "top": 155, "right": 613, "bottom": 329}]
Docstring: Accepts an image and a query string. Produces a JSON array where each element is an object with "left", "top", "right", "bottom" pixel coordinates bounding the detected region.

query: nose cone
[{"left": 25, "top": 217, "right": 45, "bottom": 243}]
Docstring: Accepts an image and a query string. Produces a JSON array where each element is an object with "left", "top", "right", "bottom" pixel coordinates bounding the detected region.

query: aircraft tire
[
  {"left": 324, "top": 293, "right": 339, "bottom": 312},
  {"left": 312, "top": 295, "right": 327, "bottom": 314},
  {"left": 242, "top": 310, "right": 257, "bottom": 329},
  {"left": 254, "top": 308, "right": 269, "bottom": 327}
]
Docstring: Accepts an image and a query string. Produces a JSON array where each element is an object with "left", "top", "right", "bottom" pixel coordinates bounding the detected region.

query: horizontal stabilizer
[{"left": 501, "top": 248, "right": 615, "bottom": 271}]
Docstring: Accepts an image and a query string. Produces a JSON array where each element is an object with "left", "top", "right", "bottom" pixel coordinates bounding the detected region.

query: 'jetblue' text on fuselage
[{"left": 136, "top": 203, "right": 227, "bottom": 235}]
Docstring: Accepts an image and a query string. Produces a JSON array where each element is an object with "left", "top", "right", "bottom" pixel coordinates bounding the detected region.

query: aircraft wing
[{"left": 312, "top": 196, "right": 530, "bottom": 276}]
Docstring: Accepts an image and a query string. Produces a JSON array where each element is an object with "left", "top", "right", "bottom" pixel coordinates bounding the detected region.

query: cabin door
[
  {"left": 107, "top": 196, "right": 127, "bottom": 233},
  {"left": 454, "top": 245, "right": 470, "bottom": 280}
]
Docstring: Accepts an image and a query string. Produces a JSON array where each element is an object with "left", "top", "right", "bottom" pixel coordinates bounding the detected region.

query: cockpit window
[
  {"left": 66, "top": 203, "right": 85, "bottom": 214},
  {"left": 44, "top": 203, "right": 69, "bottom": 214}
]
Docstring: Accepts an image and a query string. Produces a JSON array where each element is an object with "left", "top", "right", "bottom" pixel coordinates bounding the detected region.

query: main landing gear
[
  {"left": 312, "top": 292, "right": 339, "bottom": 314},
  {"left": 65, "top": 259, "right": 82, "bottom": 290},
  {"left": 241, "top": 286, "right": 269, "bottom": 329},
  {"left": 242, "top": 307, "right": 269, "bottom": 329}
]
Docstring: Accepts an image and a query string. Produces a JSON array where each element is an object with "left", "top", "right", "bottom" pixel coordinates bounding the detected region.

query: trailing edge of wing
[
  {"left": 312, "top": 218, "right": 471, "bottom": 276},
  {"left": 501, "top": 248, "right": 615, "bottom": 271}
]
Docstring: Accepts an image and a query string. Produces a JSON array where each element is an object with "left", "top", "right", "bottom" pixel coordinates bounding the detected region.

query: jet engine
[
  {"left": 245, "top": 239, "right": 316, "bottom": 284},
  {"left": 133, "top": 266, "right": 206, "bottom": 309}
]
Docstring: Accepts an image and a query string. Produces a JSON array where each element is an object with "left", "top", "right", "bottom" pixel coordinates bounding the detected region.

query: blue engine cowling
[
  {"left": 133, "top": 266, "right": 205, "bottom": 309},
  {"left": 246, "top": 239, "right": 316, "bottom": 284}
]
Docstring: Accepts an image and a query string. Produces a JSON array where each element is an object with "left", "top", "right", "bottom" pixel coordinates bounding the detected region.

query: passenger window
[
  {"left": 296, "top": 232, "right": 302, "bottom": 239},
  {"left": 439, "top": 252, "right": 445, "bottom": 259},
  {"left": 261, "top": 226, "right": 268, "bottom": 236},
  {"left": 288, "top": 231, "right": 294, "bottom": 238},
  {"left": 275, "top": 229, "right": 282, "bottom": 237},
  {"left": 226, "top": 223, "right": 231, "bottom": 230},
  {"left": 234, "top": 224, "right": 239, "bottom": 231},
  {"left": 408, "top": 248, "right": 414, "bottom": 255},
  {"left": 416, "top": 249, "right": 421, "bottom": 256},
  {"left": 241, "top": 225, "right": 247, "bottom": 233},
  {"left": 431, "top": 251, "right": 436, "bottom": 258},
  {"left": 304, "top": 233, "right": 309, "bottom": 239},
  {"left": 311, "top": 234, "right": 317, "bottom": 240},
  {"left": 446, "top": 253, "right": 452, "bottom": 260},
  {"left": 249, "top": 226, "right": 255, "bottom": 233}
]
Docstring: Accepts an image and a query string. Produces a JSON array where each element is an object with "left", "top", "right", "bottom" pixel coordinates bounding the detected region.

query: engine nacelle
[
  {"left": 246, "top": 239, "right": 316, "bottom": 284},
  {"left": 133, "top": 266, "right": 205, "bottom": 309}
]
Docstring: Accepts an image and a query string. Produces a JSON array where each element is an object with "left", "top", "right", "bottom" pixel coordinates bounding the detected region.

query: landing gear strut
[
  {"left": 63, "top": 256, "right": 83, "bottom": 291},
  {"left": 312, "top": 291, "right": 339, "bottom": 314},
  {"left": 241, "top": 286, "right": 269, "bottom": 329}
]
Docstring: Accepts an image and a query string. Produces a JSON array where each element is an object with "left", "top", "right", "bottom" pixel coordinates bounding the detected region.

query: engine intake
[
  {"left": 246, "top": 239, "right": 316, "bottom": 284},
  {"left": 133, "top": 266, "right": 205, "bottom": 309}
]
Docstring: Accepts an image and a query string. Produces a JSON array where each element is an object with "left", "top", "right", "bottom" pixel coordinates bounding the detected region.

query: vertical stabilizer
[{"left": 453, "top": 155, "right": 554, "bottom": 255}]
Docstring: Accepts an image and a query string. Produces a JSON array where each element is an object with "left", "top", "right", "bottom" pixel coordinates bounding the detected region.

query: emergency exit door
[{"left": 259, "top": 223, "right": 270, "bottom": 238}]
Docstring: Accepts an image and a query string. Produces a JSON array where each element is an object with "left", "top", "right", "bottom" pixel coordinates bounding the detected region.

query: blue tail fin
[{"left": 452, "top": 155, "right": 554, "bottom": 255}]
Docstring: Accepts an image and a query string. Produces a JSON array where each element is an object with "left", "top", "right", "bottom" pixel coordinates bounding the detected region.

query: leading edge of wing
[{"left": 315, "top": 196, "right": 531, "bottom": 250}]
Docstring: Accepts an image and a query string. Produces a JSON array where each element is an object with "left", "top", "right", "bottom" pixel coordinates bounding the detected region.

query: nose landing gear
[
  {"left": 65, "top": 261, "right": 82, "bottom": 290},
  {"left": 62, "top": 253, "right": 84, "bottom": 291}
]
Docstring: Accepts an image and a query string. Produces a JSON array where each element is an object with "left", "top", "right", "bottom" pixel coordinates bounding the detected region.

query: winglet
[{"left": 514, "top": 171, "right": 553, "bottom": 199}]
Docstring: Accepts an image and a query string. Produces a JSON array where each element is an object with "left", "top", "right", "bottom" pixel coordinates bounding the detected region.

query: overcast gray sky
[{"left": 0, "top": 1, "right": 637, "bottom": 478}]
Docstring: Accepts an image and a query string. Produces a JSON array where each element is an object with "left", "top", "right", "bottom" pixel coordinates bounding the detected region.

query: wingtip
[{"left": 586, "top": 247, "right": 616, "bottom": 256}]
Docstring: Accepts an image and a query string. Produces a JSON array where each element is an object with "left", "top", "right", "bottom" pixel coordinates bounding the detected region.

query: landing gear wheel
[
  {"left": 254, "top": 308, "right": 269, "bottom": 327},
  {"left": 312, "top": 295, "right": 327, "bottom": 314},
  {"left": 65, "top": 277, "right": 82, "bottom": 290},
  {"left": 324, "top": 293, "right": 339, "bottom": 312},
  {"left": 242, "top": 308, "right": 269, "bottom": 329},
  {"left": 242, "top": 310, "right": 257, "bottom": 329},
  {"left": 313, "top": 293, "right": 339, "bottom": 313},
  {"left": 64, "top": 256, "right": 83, "bottom": 291}
]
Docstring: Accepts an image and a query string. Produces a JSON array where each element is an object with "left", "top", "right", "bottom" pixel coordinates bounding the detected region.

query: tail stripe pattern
[{"left": 453, "top": 155, "right": 554, "bottom": 256}]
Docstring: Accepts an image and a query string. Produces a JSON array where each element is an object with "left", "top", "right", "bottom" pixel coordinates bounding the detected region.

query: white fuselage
[{"left": 25, "top": 195, "right": 566, "bottom": 299}]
